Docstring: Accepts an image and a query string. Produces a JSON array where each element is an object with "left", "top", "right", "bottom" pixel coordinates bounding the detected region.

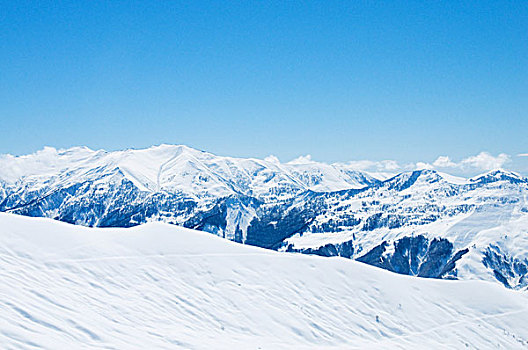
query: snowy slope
[{"left": 1, "top": 213, "right": 527, "bottom": 349}]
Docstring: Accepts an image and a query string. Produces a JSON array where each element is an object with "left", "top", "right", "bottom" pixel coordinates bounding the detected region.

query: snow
[
  {"left": 0, "top": 146, "right": 99, "bottom": 183},
  {"left": 0, "top": 145, "right": 379, "bottom": 200},
  {"left": 469, "top": 169, "right": 525, "bottom": 183},
  {"left": 283, "top": 167, "right": 528, "bottom": 287},
  {"left": 436, "top": 171, "right": 468, "bottom": 185},
  {"left": 2, "top": 145, "right": 528, "bottom": 291},
  {"left": 1, "top": 213, "right": 528, "bottom": 349}
]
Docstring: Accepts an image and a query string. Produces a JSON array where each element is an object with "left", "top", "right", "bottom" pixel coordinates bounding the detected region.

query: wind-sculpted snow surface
[
  {"left": 1, "top": 145, "right": 528, "bottom": 289},
  {"left": 1, "top": 213, "right": 528, "bottom": 349}
]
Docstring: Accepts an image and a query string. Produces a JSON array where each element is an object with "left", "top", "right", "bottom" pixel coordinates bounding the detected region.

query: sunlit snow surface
[{"left": 1, "top": 213, "right": 527, "bottom": 349}]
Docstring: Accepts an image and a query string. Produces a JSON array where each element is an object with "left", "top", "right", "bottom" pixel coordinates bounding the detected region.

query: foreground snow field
[{"left": 1, "top": 213, "right": 527, "bottom": 349}]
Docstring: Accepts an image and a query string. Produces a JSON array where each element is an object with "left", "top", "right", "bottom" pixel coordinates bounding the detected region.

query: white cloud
[
  {"left": 287, "top": 155, "right": 315, "bottom": 165},
  {"left": 517, "top": 153, "right": 528, "bottom": 157},
  {"left": 378, "top": 160, "right": 401, "bottom": 171},
  {"left": 433, "top": 156, "right": 456, "bottom": 168},
  {"left": 284, "top": 151, "right": 515, "bottom": 177},
  {"left": 460, "top": 152, "right": 510, "bottom": 170},
  {"left": 344, "top": 160, "right": 377, "bottom": 171},
  {"left": 425, "top": 152, "right": 510, "bottom": 172},
  {"left": 415, "top": 162, "right": 434, "bottom": 170},
  {"left": 344, "top": 159, "right": 402, "bottom": 172}
]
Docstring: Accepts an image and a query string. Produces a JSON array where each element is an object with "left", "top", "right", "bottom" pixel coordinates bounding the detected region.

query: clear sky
[{"left": 1, "top": 1, "right": 527, "bottom": 173}]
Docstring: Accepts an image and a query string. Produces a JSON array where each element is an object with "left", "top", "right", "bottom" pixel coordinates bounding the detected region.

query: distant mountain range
[{"left": 1, "top": 145, "right": 527, "bottom": 289}]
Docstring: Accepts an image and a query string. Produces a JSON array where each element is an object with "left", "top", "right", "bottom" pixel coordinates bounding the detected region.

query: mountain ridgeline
[{"left": 1, "top": 145, "right": 528, "bottom": 289}]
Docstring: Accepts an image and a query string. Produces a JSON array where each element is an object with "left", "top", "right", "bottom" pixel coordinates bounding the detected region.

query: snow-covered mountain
[
  {"left": 1, "top": 213, "right": 527, "bottom": 349},
  {"left": 1, "top": 145, "right": 528, "bottom": 289},
  {"left": 0, "top": 145, "right": 378, "bottom": 200}
]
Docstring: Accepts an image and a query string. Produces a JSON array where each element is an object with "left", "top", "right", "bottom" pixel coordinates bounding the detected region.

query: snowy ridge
[
  {"left": 0, "top": 145, "right": 379, "bottom": 199},
  {"left": 1, "top": 213, "right": 528, "bottom": 349}
]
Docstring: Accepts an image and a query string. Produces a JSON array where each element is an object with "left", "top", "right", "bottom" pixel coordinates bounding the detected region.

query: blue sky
[{"left": 1, "top": 1, "right": 527, "bottom": 173}]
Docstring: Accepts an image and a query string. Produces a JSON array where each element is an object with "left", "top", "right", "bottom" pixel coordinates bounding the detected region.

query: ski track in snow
[{"left": 366, "top": 308, "right": 528, "bottom": 348}]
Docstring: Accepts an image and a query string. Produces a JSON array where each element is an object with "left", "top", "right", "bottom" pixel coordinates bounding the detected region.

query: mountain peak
[{"left": 469, "top": 169, "right": 527, "bottom": 184}]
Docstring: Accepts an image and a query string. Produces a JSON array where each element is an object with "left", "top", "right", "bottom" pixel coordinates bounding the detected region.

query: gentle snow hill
[{"left": 1, "top": 213, "right": 527, "bottom": 349}]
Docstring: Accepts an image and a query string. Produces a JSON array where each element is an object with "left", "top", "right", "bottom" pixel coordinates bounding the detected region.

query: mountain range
[{"left": 1, "top": 145, "right": 527, "bottom": 289}]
